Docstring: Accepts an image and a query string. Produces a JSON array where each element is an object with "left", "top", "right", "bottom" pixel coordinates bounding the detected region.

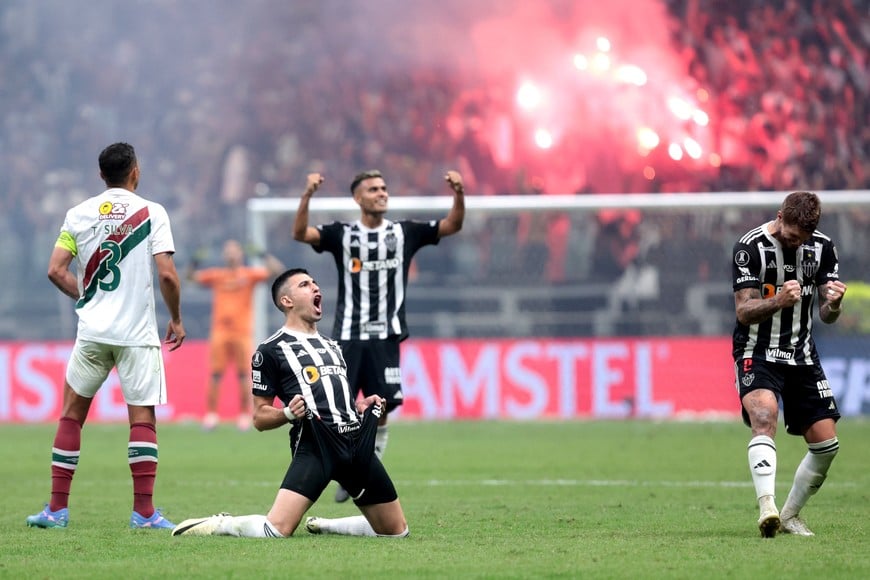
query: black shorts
[
  {"left": 340, "top": 338, "right": 403, "bottom": 410},
  {"left": 280, "top": 405, "right": 398, "bottom": 506},
  {"left": 735, "top": 357, "right": 841, "bottom": 435}
]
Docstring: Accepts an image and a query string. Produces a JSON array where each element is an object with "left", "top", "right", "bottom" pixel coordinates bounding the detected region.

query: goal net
[{"left": 247, "top": 190, "right": 870, "bottom": 341}]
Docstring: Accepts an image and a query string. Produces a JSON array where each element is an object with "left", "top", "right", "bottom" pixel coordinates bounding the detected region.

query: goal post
[{"left": 247, "top": 190, "right": 870, "bottom": 341}]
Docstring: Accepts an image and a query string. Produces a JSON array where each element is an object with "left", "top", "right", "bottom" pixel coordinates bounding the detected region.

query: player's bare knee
[
  {"left": 377, "top": 519, "right": 408, "bottom": 537},
  {"left": 749, "top": 413, "right": 777, "bottom": 436}
]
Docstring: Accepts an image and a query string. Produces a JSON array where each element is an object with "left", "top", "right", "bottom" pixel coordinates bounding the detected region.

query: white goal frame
[{"left": 247, "top": 189, "right": 870, "bottom": 339}]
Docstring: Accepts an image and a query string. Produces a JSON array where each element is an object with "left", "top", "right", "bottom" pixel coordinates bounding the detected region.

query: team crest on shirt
[
  {"left": 384, "top": 232, "right": 397, "bottom": 252},
  {"left": 800, "top": 248, "right": 818, "bottom": 279},
  {"left": 742, "top": 373, "right": 755, "bottom": 387}
]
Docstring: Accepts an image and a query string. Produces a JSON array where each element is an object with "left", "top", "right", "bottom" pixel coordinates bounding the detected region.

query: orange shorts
[{"left": 209, "top": 333, "right": 253, "bottom": 375}]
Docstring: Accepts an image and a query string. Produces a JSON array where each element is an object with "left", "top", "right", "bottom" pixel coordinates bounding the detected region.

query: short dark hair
[
  {"left": 271, "top": 268, "right": 310, "bottom": 312},
  {"left": 99, "top": 142, "right": 137, "bottom": 186},
  {"left": 349, "top": 169, "right": 383, "bottom": 194},
  {"left": 781, "top": 191, "right": 821, "bottom": 233}
]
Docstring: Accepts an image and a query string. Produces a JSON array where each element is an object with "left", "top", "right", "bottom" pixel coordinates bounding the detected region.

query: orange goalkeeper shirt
[{"left": 195, "top": 267, "right": 270, "bottom": 336}]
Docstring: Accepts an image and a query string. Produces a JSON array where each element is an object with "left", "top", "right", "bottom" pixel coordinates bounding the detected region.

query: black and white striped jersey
[
  {"left": 251, "top": 328, "right": 360, "bottom": 430},
  {"left": 731, "top": 221, "right": 840, "bottom": 365},
  {"left": 314, "top": 219, "right": 440, "bottom": 341}
]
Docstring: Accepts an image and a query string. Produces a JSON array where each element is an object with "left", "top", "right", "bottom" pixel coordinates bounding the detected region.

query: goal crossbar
[
  {"left": 246, "top": 190, "right": 870, "bottom": 340},
  {"left": 248, "top": 190, "right": 870, "bottom": 217}
]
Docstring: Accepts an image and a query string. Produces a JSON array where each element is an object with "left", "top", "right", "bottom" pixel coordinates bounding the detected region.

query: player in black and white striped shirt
[
  {"left": 731, "top": 191, "right": 847, "bottom": 538},
  {"left": 294, "top": 168, "right": 465, "bottom": 502},
  {"left": 172, "top": 268, "right": 409, "bottom": 539}
]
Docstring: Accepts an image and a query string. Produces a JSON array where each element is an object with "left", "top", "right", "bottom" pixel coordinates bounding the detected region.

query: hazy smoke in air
[
  {"left": 336, "top": 0, "right": 693, "bottom": 193},
  {"left": 3, "top": 0, "right": 692, "bottom": 195},
  {"left": 333, "top": 0, "right": 675, "bottom": 72}
]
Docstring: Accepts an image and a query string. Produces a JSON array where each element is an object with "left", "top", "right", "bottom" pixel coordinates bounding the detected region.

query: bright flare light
[
  {"left": 592, "top": 53, "right": 611, "bottom": 72},
  {"left": 692, "top": 109, "right": 709, "bottom": 126},
  {"left": 636, "top": 127, "right": 660, "bottom": 151},
  {"left": 516, "top": 82, "right": 543, "bottom": 110},
  {"left": 667, "top": 97, "right": 692, "bottom": 121},
  {"left": 573, "top": 54, "right": 589, "bottom": 70},
  {"left": 683, "top": 137, "right": 702, "bottom": 159},
  {"left": 668, "top": 143, "right": 683, "bottom": 161},
  {"left": 596, "top": 37, "right": 611, "bottom": 52},
  {"left": 534, "top": 128, "right": 554, "bottom": 149},
  {"left": 615, "top": 64, "right": 648, "bottom": 86}
]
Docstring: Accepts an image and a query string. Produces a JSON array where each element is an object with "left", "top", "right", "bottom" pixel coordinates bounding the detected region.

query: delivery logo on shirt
[{"left": 98, "top": 201, "right": 129, "bottom": 220}]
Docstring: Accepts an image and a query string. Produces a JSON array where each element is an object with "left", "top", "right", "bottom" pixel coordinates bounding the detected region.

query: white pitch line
[
  {"left": 403, "top": 479, "right": 751, "bottom": 488},
  {"left": 403, "top": 479, "right": 857, "bottom": 488},
  {"left": 159, "top": 478, "right": 856, "bottom": 489},
  {"left": 401, "top": 479, "right": 858, "bottom": 489}
]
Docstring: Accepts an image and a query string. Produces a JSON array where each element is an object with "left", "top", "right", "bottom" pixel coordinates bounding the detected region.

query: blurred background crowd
[{"left": 1, "top": 0, "right": 867, "bottom": 339}]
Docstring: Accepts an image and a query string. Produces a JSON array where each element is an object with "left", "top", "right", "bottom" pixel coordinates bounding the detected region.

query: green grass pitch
[{"left": 2, "top": 419, "right": 868, "bottom": 579}]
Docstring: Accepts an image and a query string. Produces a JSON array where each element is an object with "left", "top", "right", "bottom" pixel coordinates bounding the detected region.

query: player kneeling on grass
[{"left": 172, "top": 268, "right": 408, "bottom": 539}]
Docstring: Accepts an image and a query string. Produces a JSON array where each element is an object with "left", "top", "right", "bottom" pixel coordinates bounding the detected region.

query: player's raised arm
[
  {"left": 262, "top": 251, "right": 286, "bottom": 277},
  {"left": 438, "top": 170, "right": 465, "bottom": 238},
  {"left": 293, "top": 173, "right": 325, "bottom": 245}
]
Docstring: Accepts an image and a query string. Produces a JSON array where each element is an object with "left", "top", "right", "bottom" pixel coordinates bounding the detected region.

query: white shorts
[{"left": 66, "top": 339, "right": 168, "bottom": 406}]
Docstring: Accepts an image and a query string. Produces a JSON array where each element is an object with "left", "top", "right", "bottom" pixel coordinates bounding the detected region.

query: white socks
[
  {"left": 748, "top": 435, "right": 777, "bottom": 500},
  {"left": 748, "top": 434, "right": 840, "bottom": 519},
  {"left": 781, "top": 437, "right": 838, "bottom": 520},
  {"left": 217, "top": 514, "right": 284, "bottom": 538},
  {"left": 313, "top": 515, "right": 409, "bottom": 538},
  {"left": 314, "top": 515, "right": 377, "bottom": 536}
]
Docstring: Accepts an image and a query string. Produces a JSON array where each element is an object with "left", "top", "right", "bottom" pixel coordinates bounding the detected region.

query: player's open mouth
[{"left": 313, "top": 294, "right": 322, "bottom": 315}]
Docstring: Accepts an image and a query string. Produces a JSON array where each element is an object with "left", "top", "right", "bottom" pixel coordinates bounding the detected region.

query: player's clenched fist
[
  {"left": 444, "top": 170, "right": 464, "bottom": 194},
  {"left": 305, "top": 173, "right": 324, "bottom": 196},
  {"left": 778, "top": 280, "right": 802, "bottom": 308}
]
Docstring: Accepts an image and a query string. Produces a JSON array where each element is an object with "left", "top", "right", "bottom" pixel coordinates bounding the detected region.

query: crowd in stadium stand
[
  {"left": 0, "top": 0, "right": 867, "bottom": 337},
  {"left": 677, "top": 0, "right": 867, "bottom": 193}
]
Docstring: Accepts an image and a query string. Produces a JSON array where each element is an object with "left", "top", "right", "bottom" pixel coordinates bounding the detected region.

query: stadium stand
[{"left": 0, "top": 0, "right": 866, "bottom": 339}]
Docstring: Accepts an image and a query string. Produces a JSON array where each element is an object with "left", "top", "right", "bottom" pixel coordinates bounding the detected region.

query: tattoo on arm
[{"left": 735, "top": 287, "right": 780, "bottom": 326}]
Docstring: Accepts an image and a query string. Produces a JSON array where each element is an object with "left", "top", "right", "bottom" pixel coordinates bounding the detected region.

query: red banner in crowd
[{"left": 0, "top": 338, "right": 739, "bottom": 423}]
